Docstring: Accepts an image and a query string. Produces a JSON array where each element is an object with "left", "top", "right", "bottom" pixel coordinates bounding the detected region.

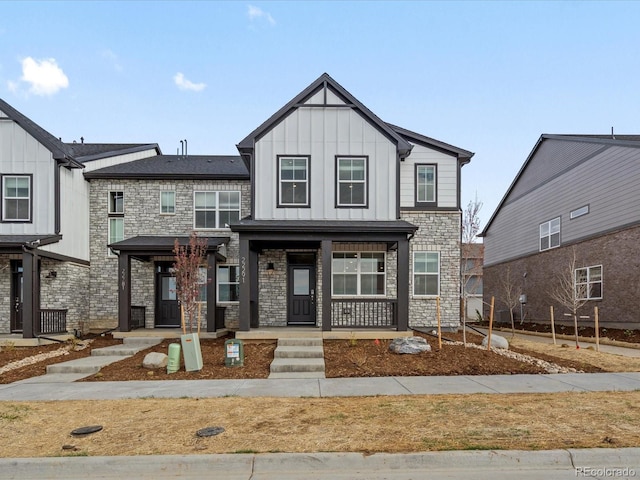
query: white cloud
[
  {"left": 19, "top": 57, "right": 69, "bottom": 96},
  {"left": 173, "top": 72, "right": 206, "bottom": 92},
  {"left": 247, "top": 5, "right": 276, "bottom": 26}
]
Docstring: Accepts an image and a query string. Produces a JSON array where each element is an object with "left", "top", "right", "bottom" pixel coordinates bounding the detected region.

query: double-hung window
[
  {"left": 278, "top": 156, "right": 309, "bottom": 207},
  {"left": 194, "top": 191, "right": 240, "bottom": 229},
  {"left": 332, "top": 252, "right": 385, "bottom": 296},
  {"left": 218, "top": 265, "right": 240, "bottom": 302},
  {"left": 575, "top": 265, "right": 602, "bottom": 300},
  {"left": 539, "top": 217, "right": 560, "bottom": 251},
  {"left": 336, "top": 156, "right": 367, "bottom": 207},
  {"left": 413, "top": 252, "right": 440, "bottom": 296},
  {"left": 160, "top": 191, "right": 176, "bottom": 214},
  {"left": 107, "top": 191, "right": 124, "bottom": 256},
  {"left": 416, "top": 164, "right": 436, "bottom": 205},
  {"left": 2, "top": 175, "right": 31, "bottom": 222}
]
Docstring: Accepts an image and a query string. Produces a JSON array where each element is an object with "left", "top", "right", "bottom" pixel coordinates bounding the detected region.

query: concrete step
[
  {"left": 123, "top": 337, "right": 164, "bottom": 346},
  {"left": 277, "top": 338, "right": 323, "bottom": 347},
  {"left": 268, "top": 371, "right": 326, "bottom": 379},
  {"left": 274, "top": 345, "right": 324, "bottom": 359},
  {"left": 269, "top": 358, "right": 326, "bottom": 373},
  {"left": 46, "top": 355, "right": 128, "bottom": 374},
  {"left": 91, "top": 343, "right": 158, "bottom": 357}
]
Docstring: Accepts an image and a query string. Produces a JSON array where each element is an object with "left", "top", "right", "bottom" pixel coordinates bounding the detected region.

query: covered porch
[{"left": 231, "top": 220, "right": 418, "bottom": 332}]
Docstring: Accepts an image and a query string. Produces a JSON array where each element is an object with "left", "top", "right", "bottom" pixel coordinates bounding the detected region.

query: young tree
[
  {"left": 460, "top": 194, "right": 483, "bottom": 345},
  {"left": 548, "top": 247, "right": 589, "bottom": 348},
  {"left": 498, "top": 265, "right": 520, "bottom": 337},
  {"left": 173, "top": 232, "right": 208, "bottom": 334}
]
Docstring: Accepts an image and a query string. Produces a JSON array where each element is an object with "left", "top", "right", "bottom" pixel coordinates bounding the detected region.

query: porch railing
[
  {"left": 131, "top": 306, "right": 146, "bottom": 330},
  {"left": 39, "top": 309, "right": 67, "bottom": 334},
  {"left": 331, "top": 299, "right": 397, "bottom": 328}
]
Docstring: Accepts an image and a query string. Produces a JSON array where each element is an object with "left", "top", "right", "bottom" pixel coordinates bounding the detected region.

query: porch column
[
  {"left": 397, "top": 237, "right": 409, "bottom": 331},
  {"left": 238, "top": 237, "right": 251, "bottom": 331},
  {"left": 321, "top": 239, "right": 332, "bottom": 331},
  {"left": 249, "top": 248, "right": 259, "bottom": 328},
  {"left": 22, "top": 249, "right": 39, "bottom": 339},
  {"left": 118, "top": 252, "right": 131, "bottom": 332},
  {"left": 206, "top": 253, "right": 217, "bottom": 332}
]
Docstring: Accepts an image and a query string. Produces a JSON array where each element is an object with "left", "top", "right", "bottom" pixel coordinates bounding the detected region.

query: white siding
[
  {"left": 0, "top": 120, "right": 55, "bottom": 234},
  {"left": 400, "top": 144, "right": 457, "bottom": 208},
  {"left": 254, "top": 107, "right": 398, "bottom": 221},
  {"left": 81, "top": 148, "right": 159, "bottom": 172}
]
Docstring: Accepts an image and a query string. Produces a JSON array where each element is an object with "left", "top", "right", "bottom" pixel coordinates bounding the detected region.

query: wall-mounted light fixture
[
  {"left": 45, "top": 270, "right": 57, "bottom": 279},
  {"left": 266, "top": 262, "right": 275, "bottom": 274}
]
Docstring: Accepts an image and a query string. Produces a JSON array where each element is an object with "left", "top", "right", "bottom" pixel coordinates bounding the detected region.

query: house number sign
[{"left": 240, "top": 256, "right": 246, "bottom": 284}]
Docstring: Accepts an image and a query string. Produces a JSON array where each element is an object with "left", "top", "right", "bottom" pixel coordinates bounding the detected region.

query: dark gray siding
[{"left": 485, "top": 141, "right": 640, "bottom": 266}]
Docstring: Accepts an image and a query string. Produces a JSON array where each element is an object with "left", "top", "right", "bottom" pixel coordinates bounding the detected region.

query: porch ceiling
[{"left": 109, "top": 235, "right": 229, "bottom": 261}]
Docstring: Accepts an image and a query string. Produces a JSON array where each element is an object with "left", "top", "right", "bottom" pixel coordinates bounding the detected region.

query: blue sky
[{"left": 1, "top": 1, "right": 639, "bottom": 229}]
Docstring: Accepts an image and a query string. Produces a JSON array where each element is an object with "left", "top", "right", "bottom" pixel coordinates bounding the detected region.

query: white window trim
[
  {"left": 575, "top": 265, "right": 603, "bottom": 300},
  {"left": 278, "top": 156, "right": 309, "bottom": 207},
  {"left": 108, "top": 190, "right": 124, "bottom": 215},
  {"left": 160, "top": 191, "right": 176, "bottom": 215},
  {"left": 413, "top": 251, "right": 440, "bottom": 297},
  {"left": 193, "top": 191, "right": 241, "bottom": 230},
  {"left": 107, "top": 217, "right": 124, "bottom": 257},
  {"left": 217, "top": 264, "right": 240, "bottom": 304},
  {"left": 570, "top": 205, "right": 589, "bottom": 219},
  {"left": 539, "top": 217, "right": 561, "bottom": 251},
  {"left": 336, "top": 156, "right": 367, "bottom": 207},
  {"left": 331, "top": 251, "right": 386, "bottom": 297},
  {"left": 2, "top": 175, "right": 31, "bottom": 221}
]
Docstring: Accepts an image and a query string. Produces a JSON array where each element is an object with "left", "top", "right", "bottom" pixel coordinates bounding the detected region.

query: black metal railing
[
  {"left": 331, "top": 299, "right": 398, "bottom": 328},
  {"left": 39, "top": 309, "right": 67, "bottom": 334},
  {"left": 131, "top": 306, "right": 146, "bottom": 330}
]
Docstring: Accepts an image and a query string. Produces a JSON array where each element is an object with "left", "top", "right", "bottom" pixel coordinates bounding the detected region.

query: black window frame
[
  {"left": 415, "top": 163, "right": 437, "bottom": 207},
  {"left": 276, "top": 155, "right": 311, "bottom": 208},
  {"left": 335, "top": 155, "right": 369, "bottom": 209},
  {"left": 1, "top": 174, "right": 33, "bottom": 223}
]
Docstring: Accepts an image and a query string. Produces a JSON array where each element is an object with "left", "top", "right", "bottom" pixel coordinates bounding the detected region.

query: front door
[
  {"left": 287, "top": 254, "right": 316, "bottom": 326},
  {"left": 10, "top": 261, "right": 23, "bottom": 332},
  {"left": 156, "top": 263, "right": 180, "bottom": 327}
]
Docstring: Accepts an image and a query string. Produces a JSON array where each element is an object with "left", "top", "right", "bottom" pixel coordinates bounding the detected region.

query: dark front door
[
  {"left": 156, "top": 263, "right": 180, "bottom": 327},
  {"left": 10, "top": 261, "right": 23, "bottom": 332},
  {"left": 287, "top": 254, "right": 316, "bottom": 326}
]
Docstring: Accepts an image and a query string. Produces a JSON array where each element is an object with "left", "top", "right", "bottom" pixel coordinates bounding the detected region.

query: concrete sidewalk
[
  {"left": 2, "top": 449, "right": 640, "bottom": 479},
  {"left": 2, "top": 371, "right": 640, "bottom": 401}
]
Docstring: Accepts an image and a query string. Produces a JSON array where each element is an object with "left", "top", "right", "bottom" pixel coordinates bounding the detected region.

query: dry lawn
[{"left": 2, "top": 391, "right": 640, "bottom": 458}]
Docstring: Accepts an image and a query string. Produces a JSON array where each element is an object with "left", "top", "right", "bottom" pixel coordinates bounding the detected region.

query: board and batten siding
[
  {"left": 0, "top": 119, "right": 56, "bottom": 235},
  {"left": 484, "top": 143, "right": 640, "bottom": 266},
  {"left": 254, "top": 106, "right": 398, "bottom": 221},
  {"left": 400, "top": 144, "right": 457, "bottom": 208}
]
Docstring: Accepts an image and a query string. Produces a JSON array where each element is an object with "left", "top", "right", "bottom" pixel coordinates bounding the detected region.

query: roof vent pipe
[
  {"left": 611, "top": 127, "right": 615, "bottom": 139},
  {"left": 184, "top": 139, "right": 187, "bottom": 159}
]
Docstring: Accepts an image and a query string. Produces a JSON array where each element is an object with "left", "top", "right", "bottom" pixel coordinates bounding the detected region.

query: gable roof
[
  {"left": 66, "top": 143, "right": 162, "bottom": 163},
  {"left": 387, "top": 123, "right": 474, "bottom": 164},
  {"left": 0, "top": 98, "right": 83, "bottom": 168},
  {"left": 480, "top": 134, "right": 640, "bottom": 236},
  {"left": 84, "top": 155, "right": 249, "bottom": 180},
  {"left": 236, "top": 73, "right": 413, "bottom": 159}
]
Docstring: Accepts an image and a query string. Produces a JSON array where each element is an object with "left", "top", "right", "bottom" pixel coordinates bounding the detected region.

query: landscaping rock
[
  {"left": 389, "top": 336, "right": 432, "bottom": 354},
  {"left": 143, "top": 352, "right": 168, "bottom": 369},
  {"left": 482, "top": 334, "right": 509, "bottom": 350}
]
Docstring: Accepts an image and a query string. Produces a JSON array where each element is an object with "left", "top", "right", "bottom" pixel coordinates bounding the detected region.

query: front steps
[{"left": 269, "top": 338, "right": 325, "bottom": 379}]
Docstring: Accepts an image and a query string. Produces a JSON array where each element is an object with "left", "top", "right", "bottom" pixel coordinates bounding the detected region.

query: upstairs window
[
  {"left": 108, "top": 217, "right": 124, "bottom": 257},
  {"left": 278, "top": 156, "right": 309, "bottom": 207},
  {"left": 108, "top": 191, "right": 124, "bottom": 214},
  {"left": 194, "top": 191, "right": 240, "bottom": 229},
  {"left": 336, "top": 156, "right": 368, "bottom": 207},
  {"left": 540, "top": 217, "right": 560, "bottom": 251},
  {"left": 107, "top": 190, "right": 124, "bottom": 257},
  {"left": 2, "top": 175, "right": 31, "bottom": 222},
  {"left": 160, "top": 191, "right": 176, "bottom": 214},
  {"left": 416, "top": 164, "right": 436, "bottom": 205},
  {"left": 575, "top": 265, "right": 602, "bottom": 300}
]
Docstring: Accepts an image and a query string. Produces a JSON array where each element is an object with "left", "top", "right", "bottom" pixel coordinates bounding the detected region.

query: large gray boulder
[
  {"left": 482, "top": 334, "right": 509, "bottom": 350},
  {"left": 389, "top": 336, "right": 432, "bottom": 354},
  {"left": 143, "top": 352, "right": 168, "bottom": 369}
]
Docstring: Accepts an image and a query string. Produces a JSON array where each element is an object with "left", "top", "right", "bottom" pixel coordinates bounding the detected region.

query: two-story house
[
  {"left": 0, "top": 98, "right": 159, "bottom": 338},
  {"left": 480, "top": 134, "right": 640, "bottom": 330}
]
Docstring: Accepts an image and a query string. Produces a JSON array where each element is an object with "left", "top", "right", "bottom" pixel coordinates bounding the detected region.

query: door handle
[{"left": 310, "top": 289, "right": 315, "bottom": 303}]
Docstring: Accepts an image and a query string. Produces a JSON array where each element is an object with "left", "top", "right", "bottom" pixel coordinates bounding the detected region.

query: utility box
[
  {"left": 225, "top": 339, "right": 244, "bottom": 367},
  {"left": 167, "top": 343, "right": 181, "bottom": 374},
  {"left": 181, "top": 333, "right": 203, "bottom": 372}
]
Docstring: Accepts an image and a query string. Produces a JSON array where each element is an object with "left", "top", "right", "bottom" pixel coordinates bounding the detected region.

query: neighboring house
[
  {"left": 480, "top": 134, "right": 640, "bottom": 330},
  {"left": 462, "top": 243, "right": 483, "bottom": 321},
  {"left": 0, "top": 98, "right": 160, "bottom": 338}
]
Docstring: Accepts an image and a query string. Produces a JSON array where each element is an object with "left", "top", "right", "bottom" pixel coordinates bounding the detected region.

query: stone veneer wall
[
  {"left": 402, "top": 211, "right": 461, "bottom": 330},
  {"left": 0, "top": 255, "right": 12, "bottom": 333},
  {"left": 89, "top": 179, "right": 248, "bottom": 331},
  {"left": 40, "top": 259, "right": 90, "bottom": 334}
]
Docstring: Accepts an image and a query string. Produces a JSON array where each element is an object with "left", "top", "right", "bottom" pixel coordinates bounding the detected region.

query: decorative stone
[
  {"left": 143, "top": 352, "right": 168, "bottom": 369},
  {"left": 389, "top": 336, "right": 432, "bottom": 354},
  {"left": 482, "top": 334, "right": 509, "bottom": 350}
]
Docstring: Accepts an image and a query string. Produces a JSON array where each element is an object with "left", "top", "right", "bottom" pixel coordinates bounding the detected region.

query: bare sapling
[{"left": 173, "top": 232, "right": 208, "bottom": 334}]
